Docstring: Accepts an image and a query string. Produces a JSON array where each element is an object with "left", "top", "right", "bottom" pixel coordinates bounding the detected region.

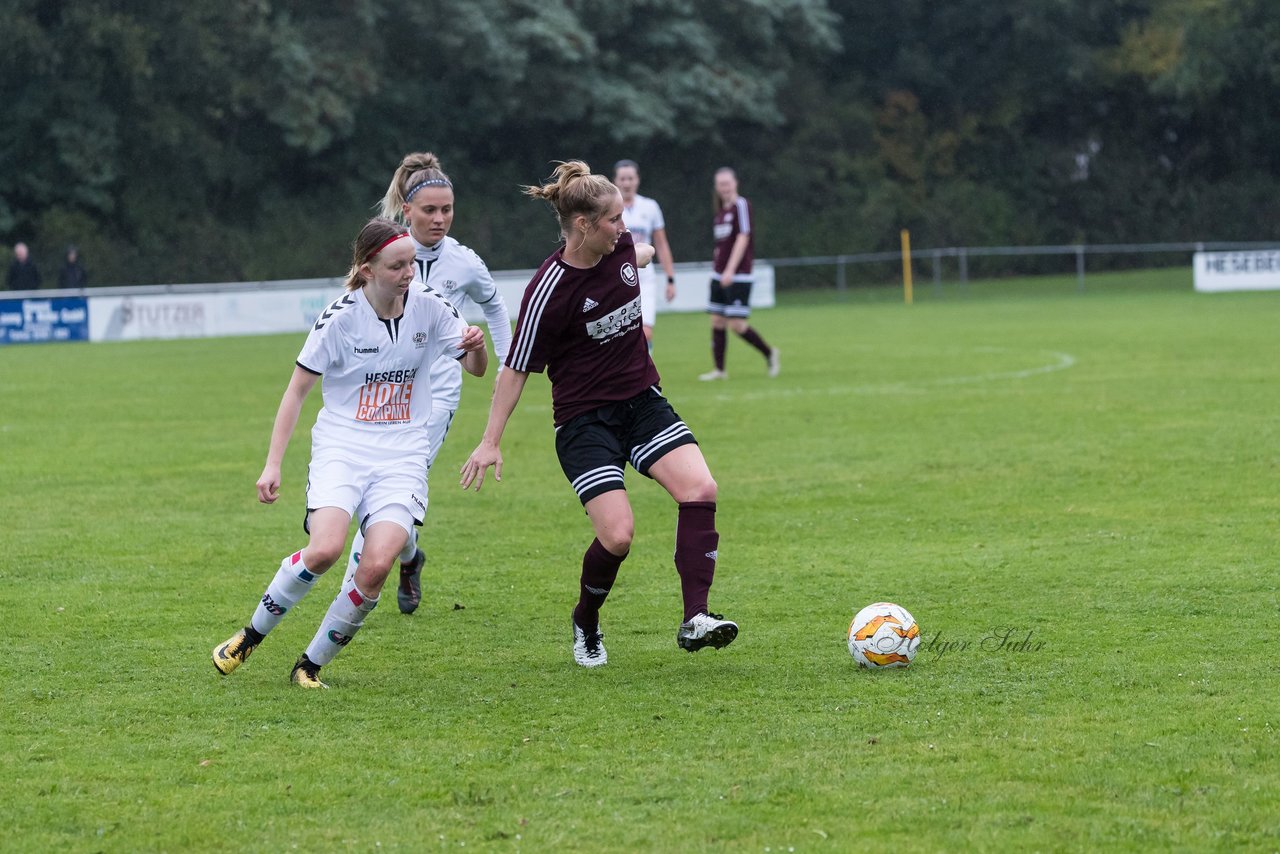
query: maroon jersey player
[
  {"left": 461, "top": 160, "right": 739, "bottom": 667},
  {"left": 700, "top": 167, "right": 780, "bottom": 381}
]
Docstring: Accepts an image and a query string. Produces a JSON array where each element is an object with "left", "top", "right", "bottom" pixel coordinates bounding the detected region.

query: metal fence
[{"left": 765, "top": 240, "right": 1280, "bottom": 294}]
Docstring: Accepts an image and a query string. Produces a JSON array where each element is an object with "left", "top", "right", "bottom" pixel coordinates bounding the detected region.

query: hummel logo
[
  {"left": 583, "top": 297, "right": 599, "bottom": 313},
  {"left": 705, "top": 550, "right": 718, "bottom": 560}
]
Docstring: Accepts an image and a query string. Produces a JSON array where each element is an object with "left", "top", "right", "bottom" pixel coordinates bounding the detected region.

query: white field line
[
  {"left": 494, "top": 349, "right": 1077, "bottom": 413},
  {"left": 708, "top": 348, "right": 1078, "bottom": 401}
]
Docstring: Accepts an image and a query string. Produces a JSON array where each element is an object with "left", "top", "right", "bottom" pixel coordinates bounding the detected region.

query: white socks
[
  {"left": 250, "top": 551, "right": 317, "bottom": 636},
  {"left": 304, "top": 574, "right": 379, "bottom": 666},
  {"left": 399, "top": 528, "right": 419, "bottom": 563}
]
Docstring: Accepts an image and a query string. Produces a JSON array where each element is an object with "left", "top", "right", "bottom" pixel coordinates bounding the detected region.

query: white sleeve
[
  {"left": 459, "top": 246, "right": 499, "bottom": 304},
  {"left": 735, "top": 197, "right": 751, "bottom": 235},
  {"left": 651, "top": 199, "right": 666, "bottom": 232},
  {"left": 460, "top": 247, "right": 512, "bottom": 367},
  {"left": 422, "top": 289, "right": 466, "bottom": 363},
  {"left": 296, "top": 293, "right": 353, "bottom": 374},
  {"left": 478, "top": 293, "right": 512, "bottom": 367}
]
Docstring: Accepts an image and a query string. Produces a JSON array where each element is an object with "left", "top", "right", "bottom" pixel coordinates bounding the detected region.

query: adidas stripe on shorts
[{"left": 554, "top": 387, "right": 698, "bottom": 505}]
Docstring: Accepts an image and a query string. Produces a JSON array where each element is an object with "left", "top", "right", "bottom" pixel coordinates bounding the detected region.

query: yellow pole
[{"left": 900, "top": 229, "right": 914, "bottom": 304}]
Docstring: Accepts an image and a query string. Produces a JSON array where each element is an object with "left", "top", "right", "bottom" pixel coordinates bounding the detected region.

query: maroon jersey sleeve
[{"left": 506, "top": 256, "right": 566, "bottom": 373}]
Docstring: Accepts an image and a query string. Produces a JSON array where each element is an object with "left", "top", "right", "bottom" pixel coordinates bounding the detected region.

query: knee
[
  {"left": 599, "top": 522, "right": 634, "bottom": 556},
  {"left": 354, "top": 560, "right": 393, "bottom": 596},
  {"left": 688, "top": 477, "right": 718, "bottom": 504},
  {"left": 304, "top": 540, "right": 344, "bottom": 572}
]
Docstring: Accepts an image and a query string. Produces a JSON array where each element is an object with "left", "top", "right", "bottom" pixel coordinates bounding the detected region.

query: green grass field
[{"left": 2, "top": 269, "right": 1276, "bottom": 851}]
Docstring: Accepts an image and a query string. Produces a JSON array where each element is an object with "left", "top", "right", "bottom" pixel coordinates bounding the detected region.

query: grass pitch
[{"left": 1, "top": 269, "right": 1276, "bottom": 851}]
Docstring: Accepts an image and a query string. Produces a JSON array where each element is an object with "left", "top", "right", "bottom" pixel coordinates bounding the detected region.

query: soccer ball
[{"left": 848, "top": 602, "right": 920, "bottom": 668}]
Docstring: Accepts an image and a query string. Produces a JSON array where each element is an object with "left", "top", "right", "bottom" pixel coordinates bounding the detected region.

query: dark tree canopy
[{"left": 2, "top": 0, "right": 1277, "bottom": 285}]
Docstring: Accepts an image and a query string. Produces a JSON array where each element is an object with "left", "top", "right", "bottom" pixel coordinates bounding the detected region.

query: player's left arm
[
  {"left": 653, "top": 227, "right": 676, "bottom": 301},
  {"left": 634, "top": 242, "right": 656, "bottom": 268}
]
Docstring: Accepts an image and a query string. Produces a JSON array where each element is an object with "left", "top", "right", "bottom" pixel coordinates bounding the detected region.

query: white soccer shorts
[
  {"left": 639, "top": 275, "right": 657, "bottom": 328},
  {"left": 306, "top": 453, "right": 428, "bottom": 538},
  {"left": 424, "top": 406, "right": 456, "bottom": 471}
]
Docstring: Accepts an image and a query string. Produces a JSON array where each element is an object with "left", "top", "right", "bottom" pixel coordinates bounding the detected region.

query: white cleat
[
  {"left": 572, "top": 621, "right": 608, "bottom": 667},
  {"left": 677, "top": 612, "right": 739, "bottom": 652},
  {"left": 698, "top": 369, "right": 728, "bottom": 382},
  {"left": 767, "top": 348, "right": 781, "bottom": 378}
]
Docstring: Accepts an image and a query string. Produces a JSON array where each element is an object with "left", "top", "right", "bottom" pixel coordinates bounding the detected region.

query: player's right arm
[
  {"left": 257, "top": 366, "right": 319, "bottom": 504},
  {"left": 459, "top": 366, "right": 529, "bottom": 491}
]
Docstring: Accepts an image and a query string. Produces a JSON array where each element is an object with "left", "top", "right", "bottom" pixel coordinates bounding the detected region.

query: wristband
[{"left": 667, "top": 275, "right": 675, "bottom": 284}]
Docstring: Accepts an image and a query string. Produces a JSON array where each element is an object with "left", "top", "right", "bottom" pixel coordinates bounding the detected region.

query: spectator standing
[
  {"left": 6, "top": 242, "right": 41, "bottom": 290},
  {"left": 58, "top": 246, "right": 88, "bottom": 289}
]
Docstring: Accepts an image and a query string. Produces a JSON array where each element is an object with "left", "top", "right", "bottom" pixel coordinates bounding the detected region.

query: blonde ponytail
[{"left": 523, "top": 160, "right": 619, "bottom": 235}]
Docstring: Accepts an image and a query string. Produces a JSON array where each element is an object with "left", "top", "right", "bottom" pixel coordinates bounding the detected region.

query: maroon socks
[
  {"left": 711, "top": 328, "right": 727, "bottom": 370},
  {"left": 572, "top": 538, "right": 627, "bottom": 633},
  {"left": 713, "top": 326, "right": 772, "bottom": 369},
  {"left": 737, "top": 326, "right": 772, "bottom": 358},
  {"left": 674, "top": 501, "right": 719, "bottom": 622},
  {"left": 576, "top": 504, "right": 721, "bottom": 630}
]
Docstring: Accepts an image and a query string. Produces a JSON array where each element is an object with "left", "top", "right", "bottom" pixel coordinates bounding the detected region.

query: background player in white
[
  {"left": 340, "top": 152, "right": 513, "bottom": 615},
  {"left": 212, "top": 219, "right": 487, "bottom": 687},
  {"left": 612, "top": 160, "right": 676, "bottom": 348}
]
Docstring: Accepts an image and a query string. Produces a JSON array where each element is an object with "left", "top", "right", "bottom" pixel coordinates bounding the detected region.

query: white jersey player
[
  {"left": 613, "top": 160, "right": 677, "bottom": 346},
  {"left": 212, "top": 219, "right": 488, "bottom": 688},
  {"left": 410, "top": 231, "right": 513, "bottom": 425},
  {"left": 342, "top": 152, "right": 513, "bottom": 614}
]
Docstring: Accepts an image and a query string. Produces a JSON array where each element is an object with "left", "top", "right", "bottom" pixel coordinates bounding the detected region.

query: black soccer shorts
[
  {"left": 707, "top": 278, "right": 753, "bottom": 318},
  {"left": 555, "top": 387, "right": 698, "bottom": 505}
]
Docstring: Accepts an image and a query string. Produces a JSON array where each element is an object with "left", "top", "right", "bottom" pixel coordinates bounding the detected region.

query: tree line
[{"left": 3, "top": 0, "right": 1278, "bottom": 286}]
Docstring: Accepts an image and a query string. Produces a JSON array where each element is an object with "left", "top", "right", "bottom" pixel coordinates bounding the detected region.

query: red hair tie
[{"left": 365, "top": 232, "right": 409, "bottom": 262}]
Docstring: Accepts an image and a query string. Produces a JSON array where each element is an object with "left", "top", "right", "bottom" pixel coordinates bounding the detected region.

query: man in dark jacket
[
  {"left": 6, "top": 242, "right": 42, "bottom": 290},
  {"left": 58, "top": 245, "right": 88, "bottom": 289}
]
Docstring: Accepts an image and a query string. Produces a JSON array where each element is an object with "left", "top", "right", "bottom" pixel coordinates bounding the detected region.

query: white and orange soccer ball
[{"left": 848, "top": 602, "right": 920, "bottom": 668}]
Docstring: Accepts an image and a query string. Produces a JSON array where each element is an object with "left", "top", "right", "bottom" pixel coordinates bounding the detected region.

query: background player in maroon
[
  {"left": 701, "top": 167, "right": 780, "bottom": 381},
  {"left": 460, "top": 161, "right": 739, "bottom": 667}
]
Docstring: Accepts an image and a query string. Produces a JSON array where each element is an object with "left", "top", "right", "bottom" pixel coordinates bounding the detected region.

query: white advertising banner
[
  {"left": 85, "top": 263, "right": 775, "bottom": 343},
  {"left": 1194, "top": 251, "right": 1280, "bottom": 293},
  {"left": 89, "top": 286, "right": 344, "bottom": 342}
]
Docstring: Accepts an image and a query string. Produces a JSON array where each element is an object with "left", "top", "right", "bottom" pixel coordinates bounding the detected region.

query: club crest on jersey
[
  {"left": 582, "top": 297, "right": 599, "bottom": 313},
  {"left": 413, "top": 331, "right": 428, "bottom": 348},
  {"left": 621, "top": 263, "right": 638, "bottom": 287}
]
